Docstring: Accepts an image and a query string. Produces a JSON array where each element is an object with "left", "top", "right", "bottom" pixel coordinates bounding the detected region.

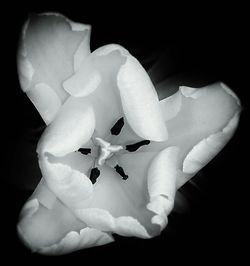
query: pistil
[{"left": 95, "top": 137, "right": 123, "bottom": 165}]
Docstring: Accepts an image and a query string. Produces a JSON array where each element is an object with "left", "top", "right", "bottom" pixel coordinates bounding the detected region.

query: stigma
[{"left": 95, "top": 137, "right": 123, "bottom": 166}]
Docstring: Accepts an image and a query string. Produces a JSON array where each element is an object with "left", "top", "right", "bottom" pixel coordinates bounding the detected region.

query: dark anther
[
  {"left": 90, "top": 167, "right": 100, "bottom": 184},
  {"left": 125, "top": 140, "right": 150, "bottom": 152},
  {"left": 78, "top": 148, "right": 91, "bottom": 155},
  {"left": 114, "top": 165, "right": 129, "bottom": 180},
  {"left": 110, "top": 117, "right": 124, "bottom": 135}
]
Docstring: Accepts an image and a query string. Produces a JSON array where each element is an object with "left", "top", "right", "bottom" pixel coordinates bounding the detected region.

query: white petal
[
  {"left": 26, "top": 83, "right": 62, "bottom": 125},
  {"left": 17, "top": 56, "right": 34, "bottom": 92},
  {"left": 182, "top": 111, "right": 240, "bottom": 174},
  {"left": 39, "top": 155, "right": 93, "bottom": 210},
  {"left": 76, "top": 208, "right": 150, "bottom": 238},
  {"left": 74, "top": 44, "right": 168, "bottom": 140},
  {"left": 117, "top": 51, "right": 168, "bottom": 141},
  {"left": 37, "top": 97, "right": 95, "bottom": 157},
  {"left": 17, "top": 180, "right": 87, "bottom": 250},
  {"left": 79, "top": 162, "right": 159, "bottom": 237},
  {"left": 63, "top": 56, "right": 101, "bottom": 97},
  {"left": 19, "top": 198, "right": 39, "bottom": 220},
  {"left": 147, "top": 146, "right": 179, "bottom": 229},
  {"left": 30, "top": 178, "right": 57, "bottom": 210},
  {"left": 37, "top": 228, "right": 114, "bottom": 255},
  {"left": 220, "top": 82, "right": 241, "bottom": 106},
  {"left": 17, "top": 13, "right": 91, "bottom": 123},
  {"left": 150, "top": 82, "right": 241, "bottom": 188},
  {"left": 160, "top": 90, "right": 182, "bottom": 121},
  {"left": 147, "top": 146, "right": 179, "bottom": 200},
  {"left": 180, "top": 85, "right": 207, "bottom": 99}
]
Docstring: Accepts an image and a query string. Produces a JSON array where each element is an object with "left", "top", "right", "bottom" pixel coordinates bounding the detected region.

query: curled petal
[
  {"left": 147, "top": 146, "right": 179, "bottom": 200},
  {"left": 75, "top": 208, "right": 150, "bottom": 238},
  {"left": 17, "top": 179, "right": 87, "bottom": 251},
  {"left": 37, "top": 97, "right": 95, "bottom": 157},
  {"left": 37, "top": 228, "right": 114, "bottom": 255},
  {"left": 146, "top": 147, "right": 179, "bottom": 229},
  {"left": 39, "top": 155, "right": 93, "bottom": 210},
  {"left": 182, "top": 111, "right": 240, "bottom": 174},
  {"left": 17, "top": 13, "right": 91, "bottom": 124},
  {"left": 116, "top": 48, "right": 168, "bottom": 141}
]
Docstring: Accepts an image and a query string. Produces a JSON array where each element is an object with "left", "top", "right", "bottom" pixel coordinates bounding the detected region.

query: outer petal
[
  {"left": 17, "top": 179, "right": 87, "bottom": 251},
  {"left": 17, "top": 13, "right": 91, "bottom": 124},
  {"left": 37, "top": 228, "right": 114, "bottom": 255},
  {"left": 179, "top": 110, "right": 240, "bottom": 186},
  {"left": 63, "top": 44, "right": 168, "bottom": 141},
  {"left": 37, "top": 96, "right": 95, "bottom": 157},
  {"left": 146, "top": 82, "right": 241, "bottom": 188},
  {"left": 76, "top": 208, "right": 150, "bottom": 238}
]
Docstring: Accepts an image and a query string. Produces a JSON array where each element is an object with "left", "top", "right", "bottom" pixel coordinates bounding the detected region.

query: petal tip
[{"left": 220, "top": 82, "right": 241, "bottom": 106}]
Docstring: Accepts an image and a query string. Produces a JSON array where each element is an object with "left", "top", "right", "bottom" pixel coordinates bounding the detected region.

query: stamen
[
  {"left": 90, "top": 167, "right": 100, "bottom": 184},
  {"left": 110, "top": 117, "right": 124, "bottom": 135},
  {"left": 114, "top": 164, "right": 128, "bottom": 180},
  {"left": 125, "top": 140, "right": 150, "bottom": 152},
  {"left": 78, "top": 148, "right": 91, "bottom": 155}
]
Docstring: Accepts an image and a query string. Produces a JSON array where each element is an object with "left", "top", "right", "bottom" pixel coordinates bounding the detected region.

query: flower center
[
  {"left": 95, "top": 137, "right": 123, "bottom": 166},
  {"left": 77, "top": 117, "right": 151, "bottom": 184}
]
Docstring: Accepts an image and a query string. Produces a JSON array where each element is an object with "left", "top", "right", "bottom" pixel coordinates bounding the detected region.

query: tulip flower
[{"left": 16, "top": 13, "right": 241, "bottom": 255}]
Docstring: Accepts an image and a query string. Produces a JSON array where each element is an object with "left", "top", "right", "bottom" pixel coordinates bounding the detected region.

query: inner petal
[
  {"left": 86, "top": 50, "right": 126, "bottom": 138},
  {"left": 88, "top": 153, "right": 160, "bottom": 236}
]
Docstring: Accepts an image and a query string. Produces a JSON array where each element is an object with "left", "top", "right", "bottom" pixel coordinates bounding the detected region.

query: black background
[{"left": 1, "top": 3, "right": 249, "bottom": 264}]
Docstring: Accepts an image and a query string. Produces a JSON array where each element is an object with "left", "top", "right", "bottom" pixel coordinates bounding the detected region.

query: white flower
[{"left": 17, "top": 13, "right": 241, "bottom": 255}]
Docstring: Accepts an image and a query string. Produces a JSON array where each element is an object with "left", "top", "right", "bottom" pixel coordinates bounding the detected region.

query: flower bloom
[{"left": 17, "top": 13, "right": 241, "bottom": 255}]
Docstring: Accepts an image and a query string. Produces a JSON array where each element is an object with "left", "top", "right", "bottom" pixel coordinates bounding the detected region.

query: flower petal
[
  {"left": 160, "top": 89, "right": 182, "bottom": 121},
  {"left": 63, "top": 44, "right": 168, "bottom": 140},
  {"left": 145, "top": 82, "right": 241, "bottom": 188},
  {"left": 76, "top": 208, "right": 150, "bottom": 238},
  {"left": 74, "top": 161, "right": 160, "bottom": 237},
  {"left": 63, "top": 56, "right": 101, "bottom": 97},
  {"left": 37, "top": 228, "right": 114, "bottom": 255},
  {"left": 147, "top": 146, "right": 179, "bottom": 229},
  {"left": 17, "top": 179, "right": 87, "bottom": 251},
  {"left": 38, "top": 155, "right": 93, "bottom": 210},
  {"left": 26, "top": 83, "right": 62, "bottom": 125},
  {"left": 116, "top": 48, "right": 168, "bottom": 141},
  {"left": 37, "top": 96, "right": 95, "bottom": 157},
  {"left": 181, "top": 110, "right": 240, "bottom": 176},
  {"left": 17, "top": 13, "right": 91, "bottom": 124}
]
